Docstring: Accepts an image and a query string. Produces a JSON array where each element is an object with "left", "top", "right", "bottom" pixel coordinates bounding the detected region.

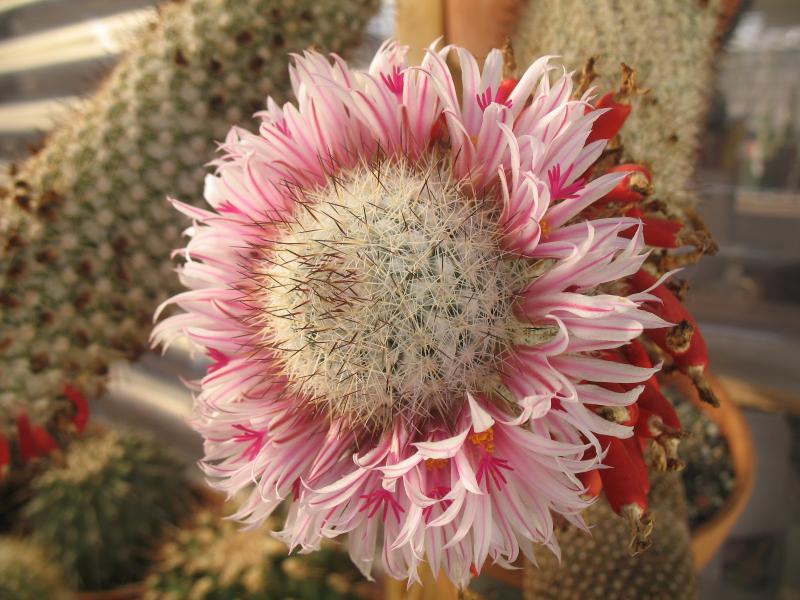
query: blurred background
[{"left": 0, "top": 0, "right": 798, "bottom": 598}]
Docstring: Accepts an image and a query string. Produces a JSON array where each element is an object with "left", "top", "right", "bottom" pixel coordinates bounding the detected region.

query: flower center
[{"left": 256, "top": 159, "right": 522, "bottom": 432}]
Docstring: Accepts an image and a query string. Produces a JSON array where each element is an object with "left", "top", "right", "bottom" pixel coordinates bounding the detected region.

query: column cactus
[
  {"left": 0, "top": 0, "right": 379, "bottom": 474},
  {"left": 513, "top": 0, "right": 725, "bottom": 212}
]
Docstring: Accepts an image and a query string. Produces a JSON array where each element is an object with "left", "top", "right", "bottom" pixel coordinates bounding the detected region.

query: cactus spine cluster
[
  {"left": 0, "top": 0, "right": 379, "bottom": 471},
  {"left": 23, "top": 429, "right": 190, "bottom": 590},
  {"left": 262, "top": 159, "right": 527, "bottom": 431},
  {"left": 144, "top": 508, "right": 375, "bottom": 600},
  {"left": 0, "top": 536, "right": 72, "bottom": 600},
  {"left": 513, "top": 0, "right": 723, "bottom": 211}
]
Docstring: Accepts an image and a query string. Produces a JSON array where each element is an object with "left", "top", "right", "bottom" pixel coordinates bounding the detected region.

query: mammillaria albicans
[{"left": 151, "top": 39, "right": 702, "bottom": 586}]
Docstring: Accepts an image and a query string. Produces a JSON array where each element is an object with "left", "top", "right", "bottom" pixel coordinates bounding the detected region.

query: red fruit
[
  {"left": 429, "top": 114, "right": 447, "bottom": 144},
  {"left": 587, "top": 92, "right": 631, "bottom": 144},
  {"left": 597, "top": 435, "right": 653, "bottom": 555},
  {"left": 0, "top": 435, "right": 10, "bottom": 478},
  {"left": 15, "top": 413, "right": 41, "bottom": 462},
  {"left": 495, "top": 77, "right": 518, "bottom": 105},
  {"left": 623, "top": 338, "right": 654, "bottom": 371},
  {"left": 629, "top": 270, "right": 718, "bottom": 406},
  {"left": 31, "top": 426, "right": 58, "bottom": 455},
  {"left": 597, "top": 164, "right": 653, "bottom": 206},
  {"left": 622, "top": 215, "right": 683, "bottom": 248},
  {"left": 637, "top": 382, "right": 681, "bottom": 431},
  {"left": 622, "top": 435, "right": 650, "bottom": 495},
  {"left": 578, "top": 468, "right": 603, "bottom": 499},
  {"left": 64, "top": 384, "right": 90, "bottom": 433}
]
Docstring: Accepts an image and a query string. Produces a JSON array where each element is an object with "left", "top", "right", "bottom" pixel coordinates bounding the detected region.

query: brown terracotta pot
[
  {"left": 76, "top": 582, "right": 144, "bottom": 600},
  {"left": 444, "top": 0, "right": 524, "bottom": 60},
  {"left": 672, "top": 372, "right": 756, "bottom": 570}
]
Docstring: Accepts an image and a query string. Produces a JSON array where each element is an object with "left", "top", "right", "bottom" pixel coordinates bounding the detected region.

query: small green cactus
[
  {"left": 23, "top": 429, "right": 191, "bottom": 590},
  {"left": 144, "top": 508, "right": 376, "bottom": 600},
  {"left": 0, "top": 536, "right": 72, "bottom": 600},
  {"left": 514, "top": 0, "right": 724, "bottom": 212},
  {"left": 0, "top": 0, "right": 379, "bottom": 471}
]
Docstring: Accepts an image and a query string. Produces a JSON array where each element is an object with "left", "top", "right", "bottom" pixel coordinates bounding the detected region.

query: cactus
[
  {"left": 0, "top": 0, "right": 379, "bottom": 473},
  {"left": 144, "top": 507, "right": 376, "bottom": 600},
  {"left": 0, "top": 536, "right": 72, "bottom": 600},
  {"left": 523, "top": 472, "right": 697, "bottom": 600},
  {"left": 23, "top": 429, "right": 190, "bottom": 590},
  {"left": 513, "top": 0, "right": 724, "bottom": 212}
]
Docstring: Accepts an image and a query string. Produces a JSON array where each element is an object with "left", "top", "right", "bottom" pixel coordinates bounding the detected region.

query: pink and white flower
[{"left": 153, "top": 41, "right": 669, "bottom": 586}]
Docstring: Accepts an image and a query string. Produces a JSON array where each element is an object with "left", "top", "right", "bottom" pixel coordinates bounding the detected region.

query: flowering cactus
[
  {"left": 0, "top": 0, "right": 378, "bottom": 475},
  {"left": 151, "top": 40, "right": 693, "bottom": 586}
]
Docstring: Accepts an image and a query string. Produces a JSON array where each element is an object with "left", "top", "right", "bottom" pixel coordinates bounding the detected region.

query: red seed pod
[
  {"left": 578, "top": 468, "right": 603, "bottom": 499},
  {"left": 597, "top": 435, "right": 653, "bottom": 554},
  {"left": 15, "top": 413, "right": 41, "bottom": 462},
  {"left": 587, "top": 92, "right": 632, "bottom": 144},
  {"left": 31, "top": 425, "right": 58, "bottom": 455},
  {"left": 64, "top": 383, "right": 90, "bottom": 433},
  {"left": 623, "top": 338, "right": 654, "bottom": 371},
  {"left": 636, "top": 407, "right": 685, "bottom": 472},
  {"left": 622, "top": 216, "right": 683, "bottom": 248},
  {"left": 596, "top": 164, "right": 653, "bottom": 206},
  {"left": 0, "top": 435, "right": 10, "bottom": 478},
  {"left": 629, "top": 270, "right": 719, "bottom": 406},
  {"left": 495, "top": 77, "right": 518, "bottom": 106},
  {"left": 637, "top": 381, "right": 682, "bottom": 431},
  {"left": 622, "top": 435, "right": 651, "bottom": 495}
]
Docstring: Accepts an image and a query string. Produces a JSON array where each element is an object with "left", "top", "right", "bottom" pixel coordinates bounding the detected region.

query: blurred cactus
[
  {"left": 23, "top": 429, "right": 190, "bottom": 590},
  {"left": 0, "top": 536, "right": 72, "bottom": 600},
  {"left": 0, "top": 0, "right": 379, "bottom": 473},
  {"left": 144, "top": 508, "right": 376, "bottom": 600},
  {"left": 514, "top": 0, "right": 724, "bottom": 211}
]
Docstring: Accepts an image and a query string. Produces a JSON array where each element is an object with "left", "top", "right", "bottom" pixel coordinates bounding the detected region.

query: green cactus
[
  {"left": 144, "top": 507, "right": 376, "bottom": 600},
  {"left": 513, "top": 0, "right": 724, "bottom": 212},
  {"left": 0, "top": 0, "right": 379, "bottom": 471},
  {"left": 0, "top": 536, "right": 72, "bottom": 600},
  {"left": 23, "top": 429, "right": 191, "bottom": 590}
]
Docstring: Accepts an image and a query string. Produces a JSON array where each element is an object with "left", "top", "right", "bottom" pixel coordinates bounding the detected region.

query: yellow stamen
[
  {"left": 468, "top": 427, "right": 495, "bottom": 453},
  {"left": 425, "top": 458, "right": 449, "bottom": 470}
]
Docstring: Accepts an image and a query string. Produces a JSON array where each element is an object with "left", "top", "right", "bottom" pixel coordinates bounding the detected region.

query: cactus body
[
  {"left": 0, "top": 536, "right": 72, "bottom": 600},
  {"left": 523, "top": 472, "right": 697, "bottom": 600},
  {"left": 514, "top": 0, "right": 723, "bottom": 211},
  {"left": 23, "top": 430, "right": 190, "bottom": 590},
  {"left": 144, "top": 507, "right": 375, "bottom": 600},
  {"left": 0, "top": 0, "right": 378, "bottom": 470}
]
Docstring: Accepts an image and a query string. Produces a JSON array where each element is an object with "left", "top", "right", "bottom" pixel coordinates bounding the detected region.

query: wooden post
[
  {"left": 395, "top": 0, "right": 446, "bottom": 64},
  {"left": 444, "top": 0, "right": 524, "bottom": 60},
  {"left": 383, "top": 562, "right": 461, "bottom": 600}
]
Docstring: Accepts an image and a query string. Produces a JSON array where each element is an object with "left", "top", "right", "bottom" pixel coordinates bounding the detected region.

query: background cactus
[
  {"left": 0, "top": 0, "right": 379, "bottom": 473},
  {"left": 0, "top": 536, "right": 73, "bottom": 600},
  {"left": 523, "top": 472, "right": 697, "bottom": 600},
  {"left": 144, "top": 507, "right": 376, "bottom": 600},
  {"left": 513, "top": 0, "right": 724, "bottom": 212},
  {"left": 23, "top": 429, "right": 190, "bottom": 590}
]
